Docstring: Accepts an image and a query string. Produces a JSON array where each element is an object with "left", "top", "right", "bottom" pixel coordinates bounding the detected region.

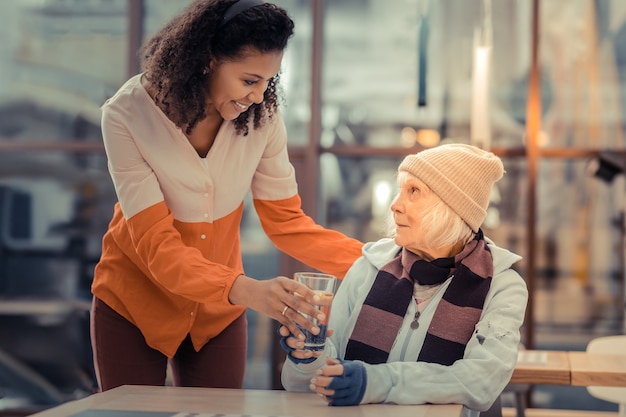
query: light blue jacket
[{"left": 281, "top": 237, "right": 529, "bottom": 417}]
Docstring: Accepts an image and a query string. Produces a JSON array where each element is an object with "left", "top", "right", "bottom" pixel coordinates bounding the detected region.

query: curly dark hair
[{"left": 140, "top": 0, "right": 295, "bottom": 136}]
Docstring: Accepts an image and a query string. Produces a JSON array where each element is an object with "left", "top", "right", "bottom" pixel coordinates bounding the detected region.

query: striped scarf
[{"left": 345, "top": 231, "right": 493, "bottom": 366}]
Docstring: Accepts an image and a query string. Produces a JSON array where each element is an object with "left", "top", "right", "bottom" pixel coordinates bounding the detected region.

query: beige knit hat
[{"left": 398, "top": 143, "right": 504, "bottom": 232}]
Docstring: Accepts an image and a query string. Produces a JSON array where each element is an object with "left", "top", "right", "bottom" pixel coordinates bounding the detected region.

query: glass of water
[{"left": 294, "top": 272, "right": 337, "bottom": 351}]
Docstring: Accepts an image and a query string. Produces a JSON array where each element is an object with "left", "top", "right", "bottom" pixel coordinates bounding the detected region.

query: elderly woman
[{"left": 280, "top": 144, "right": 528, "bottom": 416}]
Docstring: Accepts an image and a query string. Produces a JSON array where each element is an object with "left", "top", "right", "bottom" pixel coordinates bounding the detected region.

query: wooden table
[
  {"left": 510, "top": 349, "right": 626, "bottom": 388},
  {"left": 569, "top": 351, "right": 626, "bottom": 387},
  {"left": 510, "top": 350, "right": 571, "bottom": 385},
  {"left": 29, "top": 385, "right": 464, "bottom": 417}
]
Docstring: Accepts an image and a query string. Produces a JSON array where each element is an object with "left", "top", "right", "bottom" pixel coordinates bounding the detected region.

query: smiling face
[{"left": 207, "top": 48, "right": 284, "bottom": 121}]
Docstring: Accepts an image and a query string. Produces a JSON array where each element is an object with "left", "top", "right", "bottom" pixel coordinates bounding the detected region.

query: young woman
[{"left": 91, "top": 0, "right": 363, "bottom": 391}]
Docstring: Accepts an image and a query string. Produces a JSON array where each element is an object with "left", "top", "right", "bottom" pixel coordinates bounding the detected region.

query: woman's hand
[
  {"left": 309, "top": 357, "right": 367, "bottom": 406},
  {"left": 278, "top": 326, "right": 333, "bottom": 363},
  {"left": 229, "top": 275, "right": 326, "bottom": 339},
  {"left": 309, "top": 357, "right": 341, "bottom": 402}
]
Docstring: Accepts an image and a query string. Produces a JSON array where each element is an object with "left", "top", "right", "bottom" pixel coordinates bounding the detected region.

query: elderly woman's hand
[
  {"left": 309, "top": 357, "right": 367, "bottom": 406},
  {"left": 278, "top": 326, "right": 333, "bottom": 364}
]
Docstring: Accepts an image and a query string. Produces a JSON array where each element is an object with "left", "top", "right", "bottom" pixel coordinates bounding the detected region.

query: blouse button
[
  {"left": 200, "top": 234, "right": 206, "bottom": 239},
  {"left": 204, "top": 213, "right": 209, "bottom": 218},
  {"left": 204, "top": 193, "right": 209, "bottom": 197}
]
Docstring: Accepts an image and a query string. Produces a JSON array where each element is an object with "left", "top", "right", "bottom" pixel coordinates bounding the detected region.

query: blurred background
[{"left": 0, "top": 0, "right": 625, "bottom": 414}]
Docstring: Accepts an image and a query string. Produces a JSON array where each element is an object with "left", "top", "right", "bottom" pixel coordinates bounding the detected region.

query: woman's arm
[
  {"left": 254, "top": 196, "right": 363, "bottom": 279},
  {"left": 249, "top": 112, "right": 363, "bottom": 279}
]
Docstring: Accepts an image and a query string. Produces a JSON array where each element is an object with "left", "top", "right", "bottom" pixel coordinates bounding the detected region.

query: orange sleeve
[
  {"left": 253, "top": 195, "right": 363, "bottom": 279},
  {"left": 123, "top": 202, "right": 243, "bottom": 303}
]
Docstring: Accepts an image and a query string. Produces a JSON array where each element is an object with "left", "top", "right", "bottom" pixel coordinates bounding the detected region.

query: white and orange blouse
[{"left": 93, "top": 74, "right": 363, "bottom": 357}]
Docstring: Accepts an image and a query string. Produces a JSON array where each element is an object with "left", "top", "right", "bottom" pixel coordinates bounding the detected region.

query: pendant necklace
[
  {"left": 410, "top": 308, "right": 421, "bottom": 329},
  {"left": 410, "top": 278, "right": 449, "bottom": 330},
  {"left": 410, "top": 300, "right": 424, "bottom": 329}
]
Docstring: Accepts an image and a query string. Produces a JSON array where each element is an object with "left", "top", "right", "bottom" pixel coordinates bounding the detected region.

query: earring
[{"left": 202, "top": 67, "right": 208, "bottom": 75}]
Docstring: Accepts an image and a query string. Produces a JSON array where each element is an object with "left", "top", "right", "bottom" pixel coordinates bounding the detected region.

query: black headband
[{"left": 221, "top": 0, "right": 265, "bottom": 26}]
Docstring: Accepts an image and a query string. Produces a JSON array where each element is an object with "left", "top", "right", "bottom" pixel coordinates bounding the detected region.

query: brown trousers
[{"left": 90, "top": 297, "right": 247, "bottom": 391}]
